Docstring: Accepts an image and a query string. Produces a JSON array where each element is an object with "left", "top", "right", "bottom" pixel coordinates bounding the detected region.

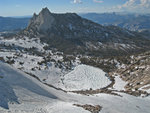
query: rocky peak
[
  {"left": 33, "top": 13, "right": 37, "bottom": 18},
  {"left": 39, "top": 7, "right": 51, "bottom": 17},
  {"left": 27, "top": 7, "right": 55, "bottom": 33}
]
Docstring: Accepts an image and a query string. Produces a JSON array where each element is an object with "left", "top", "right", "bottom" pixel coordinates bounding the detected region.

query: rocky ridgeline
[{"left": 21, "top": 7, "right": 150, "bottom": 57}]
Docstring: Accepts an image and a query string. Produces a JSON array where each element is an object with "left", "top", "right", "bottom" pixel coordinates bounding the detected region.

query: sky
[{"left": 0, "top": 0, "right": 150, "bottom": 16}]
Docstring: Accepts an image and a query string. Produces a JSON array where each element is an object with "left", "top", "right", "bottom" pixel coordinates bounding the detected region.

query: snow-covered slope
[
  {"left": 0, "top": 62, "right": 57, "bottom": 109},
  {"left": 0, "top": 62, "right": 150, "bottom": 113},
  {"left": 0, "top": 62, "right": 90, "bottom": 113}
]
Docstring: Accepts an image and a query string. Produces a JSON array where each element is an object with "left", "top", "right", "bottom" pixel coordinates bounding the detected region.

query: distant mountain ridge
[
  {"left": 0, "top": 16, "right": 30, "bottom": 32},
  {"left": 20, "top": 8, "right": 150, "bottom": 57},
  {"left": 1, "top": 12, "right": 150, "bottom": 32},
  {"left": 80, "top": 13, "right": 150, "bottom": 31}
]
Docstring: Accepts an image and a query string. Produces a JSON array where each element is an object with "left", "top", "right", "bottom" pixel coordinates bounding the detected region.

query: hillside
[{"left": 21, "top": 8, "right": 150, "bottom": 57}]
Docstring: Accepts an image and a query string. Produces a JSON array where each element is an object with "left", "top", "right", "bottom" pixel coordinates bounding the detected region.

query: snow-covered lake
[{"left": 59, "top": 65, "right": 111, "bottom": 91}]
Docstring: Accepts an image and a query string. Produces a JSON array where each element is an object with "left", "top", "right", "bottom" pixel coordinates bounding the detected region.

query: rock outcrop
[{"left": 27, "top": 7, "right": 55, "bottom": 33}]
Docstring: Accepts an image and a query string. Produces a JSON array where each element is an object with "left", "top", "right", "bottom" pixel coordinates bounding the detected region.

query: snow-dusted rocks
[
  {"left": 0, "top": 36, "right": 47, "bottom": 51},
  {"left": 59, "top": 65, "right": 111, "bottom": 91}
]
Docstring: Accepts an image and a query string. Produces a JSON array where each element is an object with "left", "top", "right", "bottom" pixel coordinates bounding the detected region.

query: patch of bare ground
[
  {"left": 119, "top": 90, "right": 149, "bottom": 97},
  {"left": 71, "top": 88, "right": 149, "bottom": 97},
  {"left": 0, "top": 57, "right": 5, "bottom": 62},
  {"left": 73, "top": 104, "right": 102, "bottom": 113},
  {"left": 71, "top": 89, "right": 122, "bottom": 97}
]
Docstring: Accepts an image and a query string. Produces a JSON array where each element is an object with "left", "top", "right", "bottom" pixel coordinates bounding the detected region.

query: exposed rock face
[
  {"left": 27, "top": 7, "right": 55, "bottom": 33},
  {"left": 26, "top": 7, "right": 107, "bottom": 39}
]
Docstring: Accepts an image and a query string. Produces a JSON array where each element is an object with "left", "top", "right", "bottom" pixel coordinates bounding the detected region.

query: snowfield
[
  {"left": 0, "top": 62, "right": 89, "bottom": 113},
  {"left": 59, "top": 65, "right": 111, "bottom": 91},
  {"left": 0, "top": 62, "right": 150, "bottom": 113}
]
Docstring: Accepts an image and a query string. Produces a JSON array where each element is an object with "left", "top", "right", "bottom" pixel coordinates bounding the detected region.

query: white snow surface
[
  {"left": 0, "top": 62, "right": 150, "bottom": 113},
  {"left": 60, "top": 64, "right": 111, "bottom": 91},
  {"left": 0, "top": 36, "right": 47, "bottom": 51},
  {"left": 0, "top": 62, "right": 89, "bottom": 113},
  {"left": 113, "top": 75, "right": 127, "bottom": 91}
]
